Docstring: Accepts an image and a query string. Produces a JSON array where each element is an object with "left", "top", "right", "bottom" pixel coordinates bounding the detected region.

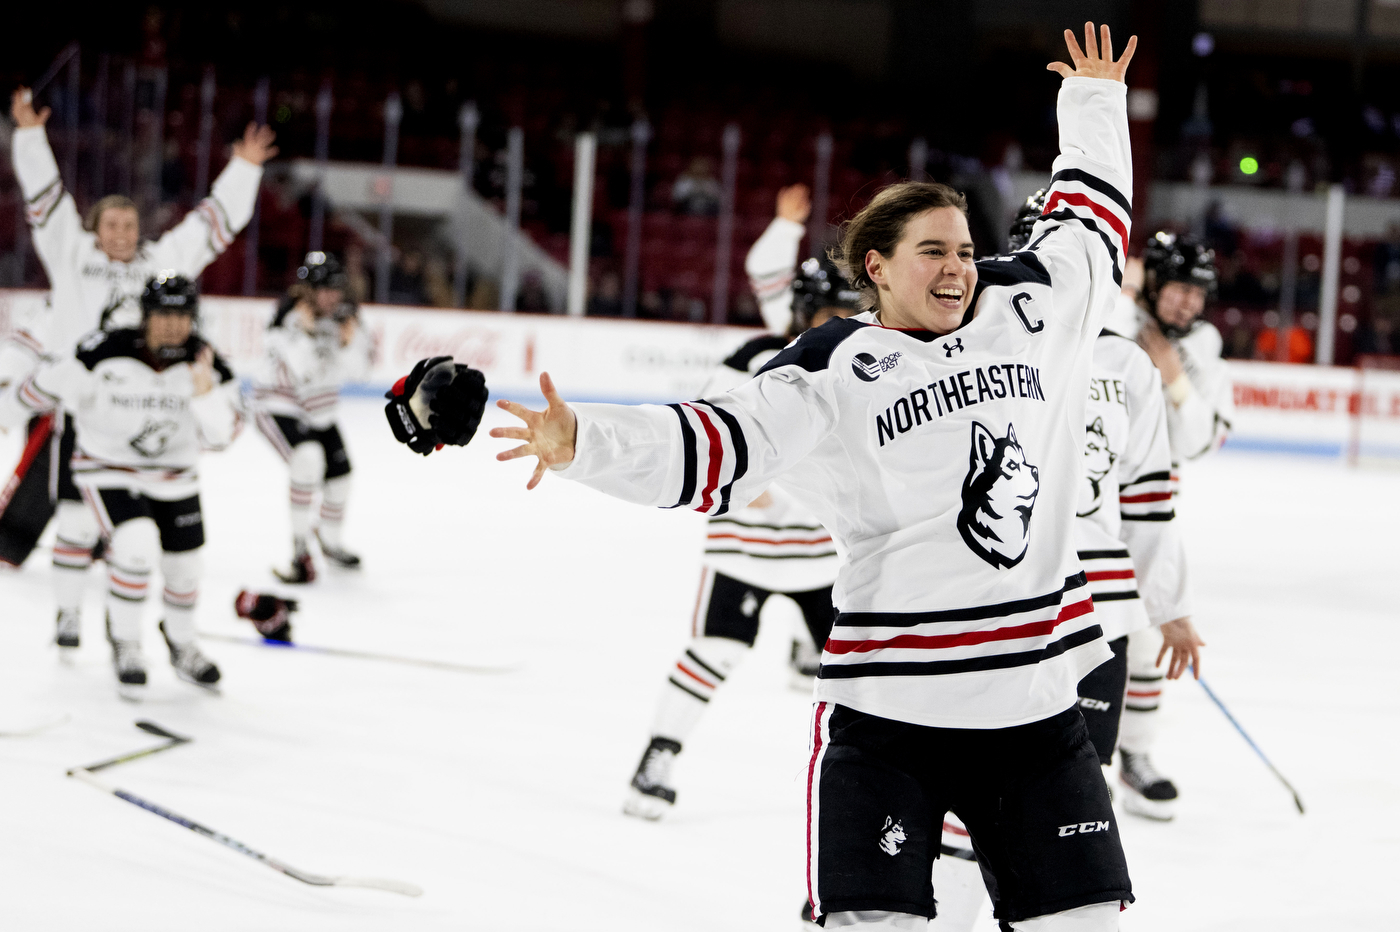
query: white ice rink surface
[{"left": 1, "top": 397, "right": 1396, "bottom": 931}]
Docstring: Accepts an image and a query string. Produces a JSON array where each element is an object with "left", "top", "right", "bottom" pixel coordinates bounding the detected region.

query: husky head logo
[
  {"left": 129, "top": 419, "right": 180, "bottom": 459},
  {"left": 957, "top": 421, "right": 1040, "bottom": 568},
  {"left": 1077, "top": 417, "right": 1117, "bottom": 518},
  {"left": 878, "top": 816, "right": 906, "bottom": 856}
]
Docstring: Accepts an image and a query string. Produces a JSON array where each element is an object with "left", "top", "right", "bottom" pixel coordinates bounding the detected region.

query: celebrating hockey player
[
  {"left": 252, "top": 252, "right": 372, "bottom": 583},
  {"left": 0, "top": 274, "right": 240, "bottom": 694},
  {"left": 624, "top": 185, "right": 861, "bottom": 820},
  {"left": 929, "top": 197, "right": 1208, "bottom": 929},
  {"left": 1104, "top": 231, "right": 1227, "bottom": 818},
  {"left": 0, "top": 86, "right": 272, "bottom": 653},
  {"left": 461, "top": 25, "right": 1138, "bottom": 930}
]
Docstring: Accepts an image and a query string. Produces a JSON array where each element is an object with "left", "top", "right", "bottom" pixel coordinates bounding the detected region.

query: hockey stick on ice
[
  {"left": 1195, "top": 672, "right": 1305, "bottom": 814},
  {"left": 66, "top": 720, "right": 191, "bottom": 775},
  {"left": 67, "top": 769, "right": 423, "bottom": 896},
  {"left": 198, "top": 630, "right": 519, "bottom": 674}
]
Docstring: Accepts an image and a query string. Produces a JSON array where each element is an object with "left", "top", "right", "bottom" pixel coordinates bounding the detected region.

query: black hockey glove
[
  {"left": 384, "top": 356, "right": 488, "bottom": 454},
  {"left": 234, "top": 590, "right": 298, "bottom": 643},
  {"left": 429, "top": 365, "right": 488, "bottom": 447}
]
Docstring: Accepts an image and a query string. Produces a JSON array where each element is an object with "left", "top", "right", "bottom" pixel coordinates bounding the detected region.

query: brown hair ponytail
[{"left": 829, "top": 181, "right": 969, "bottom": 310}]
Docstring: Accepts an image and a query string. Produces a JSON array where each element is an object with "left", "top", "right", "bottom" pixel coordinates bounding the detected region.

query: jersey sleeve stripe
[
  {"left": 1049, "top": 168, "right": 1131, "bottom": 214},
  {"left": 695, "top": 400, "right": 748, "bottom": 515},
  {"left": 1077, "top": 548, "right": 1131, "bottom": 560},
  {"left": 1085, "top": 569, "right": 1135, "bottom": 582},
  {"left": 684, "top": 402, "right": 724, "bottom": 513},
  {"left": 25, "top": 178, "right": 65, "bottom": 228},
  {"left": 1120, "top": 470, "right": 1171, "bottom": 488},
  {"left": 664, "top": 403, "right": 698, "bottom": 509},
  {"left": 1118, "top": 491, "right": 1172, "bottom": 504},
  {"left": 1044, "top": 190, "right": 1127, "bottom": 254},
  {"left": 1042, "top": 209, "right": 1123, "bottom": 287},
  {"left": 1120, "top": 512, "right": 1175, "bottom": 522}
]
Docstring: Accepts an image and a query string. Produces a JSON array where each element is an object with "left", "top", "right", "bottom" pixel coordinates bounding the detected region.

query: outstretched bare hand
[
  {"left": 11, "top": 87, "right": 50, "bottom": 128},
  {"left": 232, "top": 122, "right": 279, "bottom": 166},
  {"left": 1157, "top": 616, "right": 1205, "bottom": 680},
  {"left": 775, "top": 184, "right": 812, "bottom": 225},
  {"left": 490, "top": 372, "right": 578, "bottom": 490},
  {"left": 1047, "top": 22, "right": 1137, "bottom": 84}
]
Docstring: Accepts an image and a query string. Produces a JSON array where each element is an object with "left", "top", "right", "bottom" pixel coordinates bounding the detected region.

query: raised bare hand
[
  {"left": 191, "top": 345, "right": 215, "bottom": 396},
  {"left": 775, "top": 184, "right": 812, "bottom": 225},
  {"left": 490, "top": 372, "right": 578, "bottom": 490},
  {"left": 1047, "top": 22, "right": 1137, "bottom": 84},
  {"left": 1157, "top": 616, "right": 1205, "bottom": 680},
  {"left": 232, "top": 122, "right": 279, "bottom": 166},
  {"left": 1136, "top": 317, "right": 1186, "bottom": 387},
  {"left": 11, "top": 87, "right": 50, "bottom": 128}
]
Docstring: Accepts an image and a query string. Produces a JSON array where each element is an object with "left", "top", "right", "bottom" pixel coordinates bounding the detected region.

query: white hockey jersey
[
  {"left": 700, "top": 335, "right": 839, "bottom": 593},
  {"left": 252, "top": 305, "right": 373, "bottom": 429},
  {"left": 0, "top": 329, "right": 240, "bottom": 501},
  {"left": 1105, "top": 295, "right": 1233, "bottom": 464},
  {"left": 11, "top": 124, "right": 262, "bottom": 358},
  {"left": 1075, "top": 330, "right": 1191, "bottom": 641},
  {"left": 555, "top": 76, "right": 1132, "bottom": 729},
  {"left": 745, "top": 216, "right": 805, "bottom": 334}
]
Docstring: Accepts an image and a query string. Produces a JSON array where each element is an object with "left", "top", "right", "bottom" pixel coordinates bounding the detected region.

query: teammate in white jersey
[
  {"left": 252, "top": 252, "right": 372, "bottom": 583},
  {"left": 0, "top": 87, "right": 271, "bottom": 645},
  {"left": 624, "top": 186, "right": 860, "bottom": 820},
  {"left": 461, "top": 26, "right": 1137, "bottom": 930},
  {"left": 1103, "top": 231, "right": 1225, "bottom": 817},
  {"left": 0, "top": 274, "right": 241, "bottom": 694}
]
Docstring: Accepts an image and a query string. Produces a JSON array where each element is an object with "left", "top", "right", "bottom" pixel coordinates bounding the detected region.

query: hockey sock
[
  {"left": 288, "top": 442, "right": 325, "bottom": 553},
  {"left": 52, "top": 501, "right": 99, "bottom": 614},
  {"left": 1006, "top": 901, "right": 1120, "bottom": 930},
  {"left": 159, "top": 550, "right": 201, "bottom": 645},
  {"left": 650, "top": 636, "right": 750, "bottom": 745},
  {"left": 105, "top": 562, "right": 150, "bottom": 642},
  {"left": 1120, "top": 627, "right": 1166, "bottom": 753},
  {"left": 318, "top": 476, "right": 350, "bottom": 549}
]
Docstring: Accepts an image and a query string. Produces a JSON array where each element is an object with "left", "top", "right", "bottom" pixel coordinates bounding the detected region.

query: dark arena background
[{"left": 1, "top": 2, "right": 1396, "bottom": 930}]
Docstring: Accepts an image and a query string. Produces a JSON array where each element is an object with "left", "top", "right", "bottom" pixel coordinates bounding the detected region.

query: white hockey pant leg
[
  {"left": 930, "top": 814, "right": 986, "bottom": 932},
  {"left": 1120, "top": 626, "right": 1166, "bottom": 753},
  {"left": 52, "top": 500, "right": 99, "bottom": 614},
  {"left": 288, "top": 441, "right": 325, "bottom": 549},
  {"left": 649, "top": 635, "right": 751, "bottom": 745},
  {"left": 105, "top": 517, "right": 160, "bottom": 644},
  {"left": 159, "top": 548, "right": 202, "bottom": 645},
  {"left": 824, "top": 911, "right": 928, "bottom": 930},
  {"left": 318, "top": 474, "right": 350, "bottom": 549},
  {"left": 1006, "top": 901, "right": 1120, "bottom": 931}
]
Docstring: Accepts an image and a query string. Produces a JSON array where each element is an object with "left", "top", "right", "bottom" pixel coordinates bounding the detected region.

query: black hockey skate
[
  {"left": 55, "top": 609, "right": 81, "bottom": 649},
  {"left": 316, "top": 531, "right": 362, "bottom": 569},
  {"left": 273, "top": 549, "right": 317, "bottom": 584},
  {"left": 106, "top": 616, "right": 147, "bottom": 697},
  {"left": 789, "top": 637, "right": 822, "bottom": 691},
  {"left": 623, "top": 737, "right": 681, "bottom": 821},
  {"left": 160, "top": 621, "right": 222, "bottom": 688},
  {"left": 1119, "top": 749, "right": 1178, "bottom": 821}
]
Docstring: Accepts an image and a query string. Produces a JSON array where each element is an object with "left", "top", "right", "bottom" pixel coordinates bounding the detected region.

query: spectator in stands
[
  {"left": 516, "top": 272, "right": 550, "bottom": 312},
  {"left": 1352, "top": 315, "right": 1396, "bottom": 357},
  {"left": 671, "top": 157, "right": 722, "bottom": 216},
  {"left": 1223, "top": 324, "right": 1255, "bottom": 359},
  {"left": 1254, "top": 321, "right": 1315, "bottom": 363},
  {"left": 343, "top": 242, "right": 371, "bottom": 303},
  {"left": 638, "top": 289, "right": 666, "bottom": 320},
  {"left": 388, "top": 249, "right": 429, "bottom": 305},
  {"left": 587, "top": 271, "right": 623, "bottom": 317}
]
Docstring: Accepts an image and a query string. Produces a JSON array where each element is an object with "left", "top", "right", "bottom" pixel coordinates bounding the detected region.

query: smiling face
[
  {"left": 95, "top": 206, "right": 141, "bottom": 263},
  {"left": 145, "top": 310, "right": 193, "bottom": 351},
  {"left": 864, "top": 207, "right": 978, "bottom": 334},
  {"left": 1155, "top": 281, "right": 1207, "bottom": 330}
]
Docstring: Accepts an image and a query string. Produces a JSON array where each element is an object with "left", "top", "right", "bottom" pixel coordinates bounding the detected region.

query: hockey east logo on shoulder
[
  {"left": 851, "top": 351, "right": 901, "bottom": 382},
  {"left": 957, "top": 421, "right": 1039, "bottom": 569},
  {"left": 878, "top": 816, "right": 906, "bottom": 856}
]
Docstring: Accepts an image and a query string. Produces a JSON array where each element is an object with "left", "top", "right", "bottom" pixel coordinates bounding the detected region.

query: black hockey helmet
[
  {"left": 790, "top": 256, "right": 863, "bottom": 336},
  {"left": 296, "top": 251, "right": 348, "bottom": 290},
  {"left": 1007, "top": 188, "right": 1049, "bottom": 252},
  {"left": 1141, "top": 231, "right": 1217, "bottom": 336},
  {"left": 140, "top": 271, "right": 199, "bottom": 317}
]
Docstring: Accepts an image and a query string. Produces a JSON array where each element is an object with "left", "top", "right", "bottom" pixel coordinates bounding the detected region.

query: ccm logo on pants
[{"left": 1058, "top": 821, "right": 1111, "bottom": 837}]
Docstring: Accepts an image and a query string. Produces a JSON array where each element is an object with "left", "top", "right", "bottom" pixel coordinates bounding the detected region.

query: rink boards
[{"left": 5, "top": 288, "right": 1400, "bottom": 461}]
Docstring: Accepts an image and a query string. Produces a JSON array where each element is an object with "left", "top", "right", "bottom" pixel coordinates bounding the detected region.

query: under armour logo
[{"left": 943, "top": 339, "right": 964, "bottom": 357}]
